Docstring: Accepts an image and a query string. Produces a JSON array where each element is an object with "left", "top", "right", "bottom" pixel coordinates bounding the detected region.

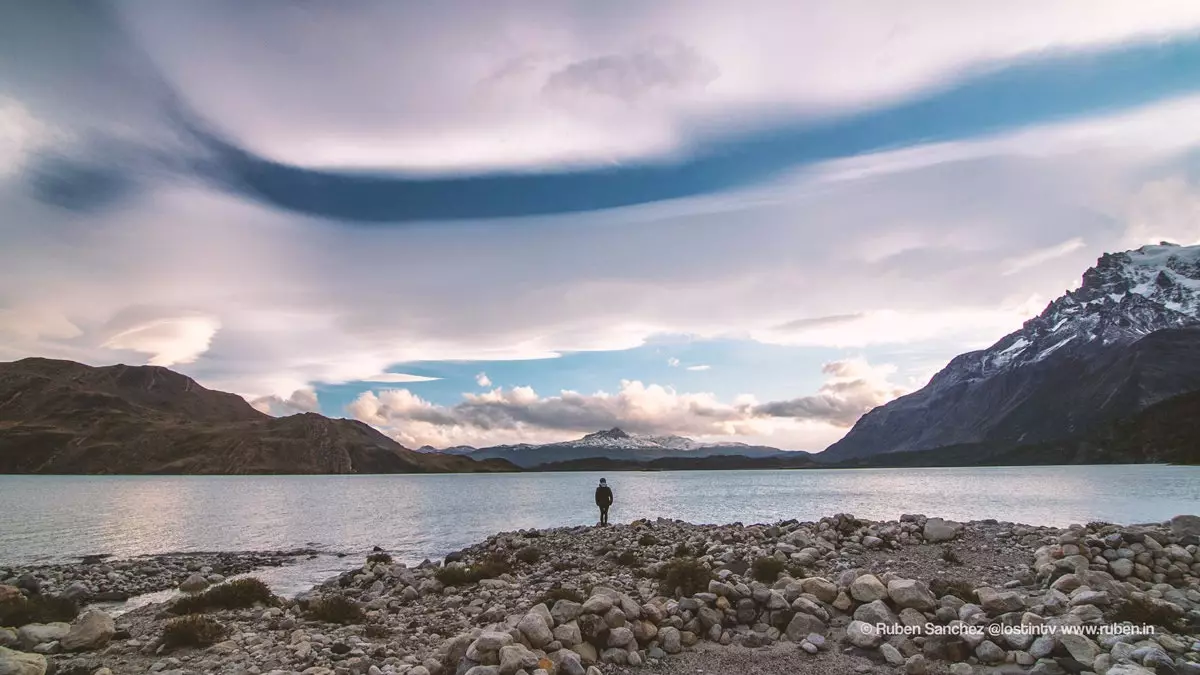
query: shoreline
[{"left": 2, "top": 514, "right": 1198, "bottom": 675}]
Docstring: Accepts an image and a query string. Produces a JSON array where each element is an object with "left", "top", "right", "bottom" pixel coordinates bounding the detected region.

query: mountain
[
  {"left": 823, "top": 242, "right": 1200, "bottom": 460},
  {"left": 832, "top": 388, "right": 1200, "bottom": 467},
  {"left": 0, "top": 358, "right": 515, "bottom": 474},
  {"left": 531, "top": 452, "right": 822, "bottom": 472},
  {"left": 429, "top": 427, "right": 793, "bottom": 468}
]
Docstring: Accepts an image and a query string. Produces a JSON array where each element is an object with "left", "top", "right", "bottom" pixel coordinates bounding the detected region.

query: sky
[{"left": 2, "top": 1, "right": 1200, "bottom": 452}]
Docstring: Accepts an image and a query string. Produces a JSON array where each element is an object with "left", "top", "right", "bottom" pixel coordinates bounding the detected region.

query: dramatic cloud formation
[
  {"left": 250, "top": 388, "right": 320, "bottom": 416},
  {"left": 347, "top": 359, "right": 907, "bottom": 449},
  {"left": 5, "top": 2, "right": 1200, "bottom": 449}
]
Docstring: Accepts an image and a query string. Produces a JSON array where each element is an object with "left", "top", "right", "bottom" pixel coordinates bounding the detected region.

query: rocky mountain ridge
[
  {"left": 423, "top": 427, "right": 788, "bottom": 469},
  {"left": 0, "top": 358, "right": 514, "bottom": 474},
  {"left": 823, "top": 242, "right": 1200, "bottom": 460}
]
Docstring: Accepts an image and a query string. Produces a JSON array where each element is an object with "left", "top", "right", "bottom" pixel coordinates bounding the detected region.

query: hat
[{"left": 599, "top": 478, "right": 607, "bottom": 485}]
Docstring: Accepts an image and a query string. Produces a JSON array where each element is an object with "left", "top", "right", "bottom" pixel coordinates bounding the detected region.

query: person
[{"left": 594, "top": 477, "right": 614, "bottom": 526}]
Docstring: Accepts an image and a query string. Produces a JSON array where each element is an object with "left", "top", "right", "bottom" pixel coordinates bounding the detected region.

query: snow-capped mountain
[
  {"left": 425, "top": 427, "right": 782, "bottom": 468},
  {"left": 823, "top": 242, "right": 1200, "bottom": 460}
]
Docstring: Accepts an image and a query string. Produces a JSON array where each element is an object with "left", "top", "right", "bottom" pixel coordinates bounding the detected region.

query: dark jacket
[{"left": 595, "top": 485, "right": 613, "bottom": 507}]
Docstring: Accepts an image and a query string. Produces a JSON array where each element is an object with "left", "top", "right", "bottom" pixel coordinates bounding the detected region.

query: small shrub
[
  {"left": 435, "top": 553, "right": 512, "bottom": 587},
  {"left": 364, "top": 623, "right": 391, "bottom": 638},
  {"left": 1108, "top": 595, "right": 1186, "bottom": 633},
  {"left": 162, "top": 615, "right": 227, "bottom": 649},
  {"left": 638, "top": 533, "right": 659, "bottom": 546},
  {"left": 515, "top": 547, "right": 543, "bottom": 564},
  {"left": 751, "top": 556, "right": 786, "bottom": 583},
  {"left": 366, "top": 552, "right": 393, "bottom": 564},
  {"left": 940, "top": 546, "right": 962, "bottom": 565},
  {"left": 929, "top": 578, "right": 977, "bottom": 602},
  {"left": 660, "top": 557, "right": 710, "bottom": 597},
  {"left": 786, "top": 564, "right": 809, "bottom": 579},
  {"left": 617, "top": 550, "right": 640, "bottom": 567},
  {"left": 535, "top": 587, "right": 586, "bottom": 608},
  {"left": 674, "top": 543, "right": 691, "bottom": 558},
  {"left": 0, "top": 594, "right": 79, "bottom": 626},
  {"left": 306, "top": 594, "right": 364, "bottom": 624},
  {"left": 169, "top": 577, "right": 278, "bottom": 615}
]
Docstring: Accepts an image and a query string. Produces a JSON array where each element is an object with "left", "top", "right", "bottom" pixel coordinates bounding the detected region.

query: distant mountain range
[
  {"left": 418, "top": 427, "right": 795, "bottom": 468},
  {"left": 0, "top": 358, "right": 515, "bottom": 474},
  {"left": 824, "top": 242, "right": 1200, "bottom": 463}
]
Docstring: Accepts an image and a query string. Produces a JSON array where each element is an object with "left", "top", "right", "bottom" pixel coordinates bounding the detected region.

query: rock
[
  {"left": 61, "top": 582, "right": 90, "bottom": 603},
  {"left": 60, "top": 610, "right": 114, "bottom": 652},
  {"left": 880, "top": 643, "right": 905, "bottom": 666},
  {"left": 855, "top": 599, "right": 899, "bottom": 627},
  {"left": 1105, "top": 666, "right": 1156, "bottom": 675},
  {"left": 801, "top": 577, "right": 838, "bottom": 603},
  {"left": 844, "top": 621, "right": 881, "bottom": 649},
  {"left": 1110, "top": 558, "right": 1134, "bottom": 578},
  {"left": 975, "top": 639, "right": 1005, "bottom": 663},
  {"left": 784, "top": 613, "right": 826, "bottom": 641},
  {"left": 16, "top": 625, "right": 68, "bottom": 652},
  {"left": 923, "top": 518, "right": 958, "bottom": 542},
  {"left": 551, "top": 600, "right": 582, "bottom": 625},
  {"left": 554, "top": 621, "right": 582, "bottom": 646},
  {"left": 0, "top": 647, "right": 47, "bottom": 675},
  {"left": 606, "top": 627, "right": 634, "bottom": 648},
  {"left": 0, "top": 631, "right": 14, "bottom": 650},
  {"left": 905, "top": 654, "right": 929, "bottom": 675},
  {"left": 1058, "top": 633, "right": 1100, "bottom": 667},
  {"left": 659, "top": 627, "right": 682, "bottom": 654},
  {"left": 1170, "top": 514, "right": 1200, "bottom": 540},
  {"left": 923, "top": 634, "right": 971, "bottom": 662},
  {"left": 464, "top": 667, "right": 501, "bottom": 675},
  {"left": 580, "top": 595, "right": 613, "bottom": 615},
  {"left": 948, "top": 664, "right": 973, "bottom": 675},
  {"left": 471, "top": 632, "right": 514, "bottom": 653},
  {"left": 498, "top": 645, "right": 538, "bottom": 675},
  {"left": 849, "top": 574, "right": 888, "bottom": 603},
  {"left": 517, "top": 612, "right": 553, "bottom": 649},
  {"left": 976, "top": 587, "right": 1024, "bottom": 614},
  {"left": 888, "top": 579, "right": 937, "bottom": 611},
  {"left": 179, "top": 574, "right": 210, "bottom": 593}
]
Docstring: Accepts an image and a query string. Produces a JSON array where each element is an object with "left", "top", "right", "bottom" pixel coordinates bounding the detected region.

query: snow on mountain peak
[{"left": 940, "top": 242, "right": 1200, "bottom": 383}]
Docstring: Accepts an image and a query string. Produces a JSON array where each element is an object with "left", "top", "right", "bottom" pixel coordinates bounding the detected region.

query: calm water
[{"left": 2, "top": 466, "right": 1198, "bottom": 596}]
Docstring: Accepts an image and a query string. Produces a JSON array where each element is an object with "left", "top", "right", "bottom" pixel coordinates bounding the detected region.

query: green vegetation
[
  {"left": 305, "top": 594, "right": 365, "bottom": 624},
  {"left": 751, "top": 556, "right": 786, "bottom": 583},
  {"left": 617, "top": 550, "right": 640, "bottom": 567},
  {"left": 674, "top": 541, "right": 707, "bottom": 558},
  {"left": 638, "top": 533, "right": 659, "bottom": 546},
  {"left": 435, "top": 554, "right": 513, "bottom": 587},
  {"left": 0, "top": 593, "right": 79, "bottom": 626},
  {"left": 515, "top": 546, "right": 543, "bottom": 564},
  {"left": 366, "top": 552, "right": 393, "bottom": 564},
  {"left": 535, "top": 587, "right": 586, "bottom": 609},
  {"left": 660, "top": 557, "right": 710, "bottom": 597},
  {"left": 168, "top": 578, "right": 279, "bottom": 615},
  {"left": 161, "top": 615, "right": 227, "bottom": 649},
  {"left": 929, "top": 578, "right": 976, "bottom": 602}
]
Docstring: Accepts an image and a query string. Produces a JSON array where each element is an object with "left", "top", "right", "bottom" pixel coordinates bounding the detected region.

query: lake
[{"left": 3, "top": 466, "right": 1198, "bottom": 597}]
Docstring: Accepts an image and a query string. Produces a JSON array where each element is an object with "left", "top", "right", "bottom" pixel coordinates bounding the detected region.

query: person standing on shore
[{"left": 594, "top": 478, "right": 614, "bottom": 526}]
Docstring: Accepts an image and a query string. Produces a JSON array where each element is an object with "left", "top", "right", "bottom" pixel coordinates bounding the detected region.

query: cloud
[
  {"left": 1001, "top": 238, "right": 1087, "bottom": 275},
  {"left": 101, "top": 314, "right": 220, "bottom": 367},
  {"left": 347, "top": 358, "right": 906, "bottom": 449},
  {"left": 362, "top": 373, "right": 441, "bottom": 383},
  {"left": 250, "top": 388, "right": 320, "bottom": 416},
  {"left": 752, "top": 359, "right": 909, "bottom": 427},
  {"left": 666, "top": 357, "right": 680, "bottom": 367},
  {"left": 475, "top": 372, "right": 492, "bottom": 387},
  {"left": 685, "top": 364, "right": 710, "bottom": 371},
  {"left": 543, "top": 38, "right": 719, "bottom": 103}
]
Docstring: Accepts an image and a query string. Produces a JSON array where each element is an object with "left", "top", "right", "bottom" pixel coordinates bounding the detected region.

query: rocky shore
[
  {"left": 1, "top": 514, "right": 1198, "bottom": 675},
  {"left": 1, "top": 551, "right": 318, "bottom": 605}
]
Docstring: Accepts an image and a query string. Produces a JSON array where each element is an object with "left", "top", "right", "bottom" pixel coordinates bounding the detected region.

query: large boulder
[
  {"left": 854, "top": 599, "right": 898, "bottom": 627},
  {"left": 887, "top": 579, "right": 937, "bottom": 612},
  {"left": 923, "top": 518, "right": 959, "bottom": 543},
  {"left": 516, "top": 613, "right": 553, "bottom": 649},
  {"left": 849, "top": 574, "right": 888, "bottom": 603},
  {"left": 179, "top": 574, "right": 210, "bottom": 593},
  {"left": 1170, "top": 514, "right": 1200, "bottom": 542},
  {"left": 0, "top": 646, "right": 47, "bottom": 675},
  {"left": 844, "top": 621, "right": 881, "bottom": 649},
  {"left": 15, "top": 624, "right": 68, "bottom": 652},
  {"left": 975, "top": 587, "right": 1024, "bottom": 615},
  {"left": 800, "top": 577, "right": 838, "bottom": 604},
  {"left": 785, "top": 613, "right": 826, "bottom": 641},
  {"left": 59, "top": 610, "right": 115, "bottom": 652}
]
